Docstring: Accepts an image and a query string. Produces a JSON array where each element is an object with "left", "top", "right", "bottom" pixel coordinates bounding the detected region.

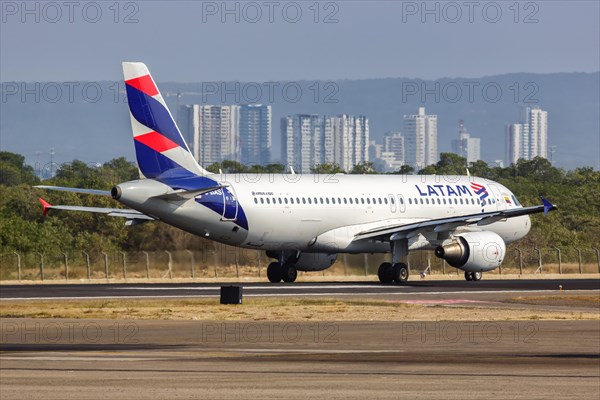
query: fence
[{"left": 1, "top": 245, "right": 599, "bottom": 282}]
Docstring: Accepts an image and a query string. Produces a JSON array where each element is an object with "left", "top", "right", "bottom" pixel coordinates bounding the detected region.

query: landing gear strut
[
  {"left": 266, "top": 261, "right": 297, "bottom": 283},
  {"left": 464, "top": 271, "right": 482, "bottom": 281}
]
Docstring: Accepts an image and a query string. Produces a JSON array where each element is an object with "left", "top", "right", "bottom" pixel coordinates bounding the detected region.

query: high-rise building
[
  {"left": 186, "top": 105, "right": 240, "bottom": 167},
  {"left": 281, "top": 114, "right": 369, "bottom": 173},
  {"left": 380, "top": 131, "right": 405, "bottom": 171},
  {"left": 403, "top": 107, "right": 437, "bottom": 169},
  {"left": 177, "top": 105, "right": 194, "bottom": 152},
  {"left": 451, "top": 120, "right": 481, "bottom": 164},
  {"left": 506, "top": 106, "right": 548, "bottom": 165},
  {"left": 527, "top": 107, "right": 548, "bottom": 159},
  {"left": 239, "top": 104, "right": 272, "bottom": 165}
]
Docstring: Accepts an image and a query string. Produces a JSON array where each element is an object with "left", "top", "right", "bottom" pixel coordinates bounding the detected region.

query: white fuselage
[{"left": 117, "top": 174, "right": 531, "bottom": 254}]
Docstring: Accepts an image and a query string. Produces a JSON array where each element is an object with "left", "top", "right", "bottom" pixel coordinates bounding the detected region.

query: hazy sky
[{"left": 1, "top": 1, "right": 599, "bottom": 82}]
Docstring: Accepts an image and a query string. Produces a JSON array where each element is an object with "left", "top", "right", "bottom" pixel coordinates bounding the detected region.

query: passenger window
[
  {"left": 344, "top": 198, "right": 347, "bottom": 204},
  {"left": 254, "top": 198, "right": 258, "bottom": 204},
  {"left": 326, "top": 198, "right": 330, "bottom": 204},
  {"left": 266, "top": 198, "right": 270, "bottom": 204},
  {"left": 361, "top": 198, "right": 365, "bottom": 204},
  {"left": 408, "top": 198, "right": 412, "bottom": 205},
  {"left": 332, "top": 198, "right": 336, "bottom": 204},
  {"left": 260, "top": 198, "right": 264, "bottom": 204},
  {"left": 307, "top": 198, "right": 311, "bottom": 204},
  {"left": 420, "top": 198, "right": 424, "bottom": 205},
  {"left": 384, "top": 198, "right": 389, "bottom": 204},
  {"left": 400, "top": 197, "right": 404, "bottom": 204},
  {"left": 290, "top": 198, "right": 294, "bottom": 204}
]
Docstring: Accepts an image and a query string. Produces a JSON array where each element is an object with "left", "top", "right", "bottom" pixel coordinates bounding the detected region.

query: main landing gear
[
  {"left": 378, "top": 262, "right": 409, "bottom": 283},
  {"left": 267, "top": 262, "right": 298, "bottom": 283},
  {"left": 378, "top": 239, "right": 410, "bottom": 284},
  {"left": 464, "top": 271, "right": 483, "bottom": 281}
]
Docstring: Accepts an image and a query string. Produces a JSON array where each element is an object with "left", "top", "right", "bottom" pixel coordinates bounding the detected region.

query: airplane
[{"left": 36, "top": 62, "right": 557, "bottom": 284}]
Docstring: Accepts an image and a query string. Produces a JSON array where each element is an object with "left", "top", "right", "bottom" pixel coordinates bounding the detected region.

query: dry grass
[{"left": 1, "top": 297, "right": 598, "bottom": 322}]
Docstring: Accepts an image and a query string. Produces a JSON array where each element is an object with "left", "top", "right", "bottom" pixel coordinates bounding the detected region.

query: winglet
[
  {"left": 39, "top": 198, "right": 52, "bottom": 217},
  {"left": 541, "top": 197, "right": 557, "bottom": 215}
]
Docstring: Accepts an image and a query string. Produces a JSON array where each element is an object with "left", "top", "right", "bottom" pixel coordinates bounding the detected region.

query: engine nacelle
[
  {"left": 295, "top": 252, "right": 338, "bottom": 272},
  {"left": 434, "top": 231, "right": 506, "bottom": 272}
]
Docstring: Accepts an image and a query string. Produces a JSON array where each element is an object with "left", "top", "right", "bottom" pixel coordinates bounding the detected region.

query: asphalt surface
[
  {"left": 1, "top": 279, "right": 598, "bottom": 300},
  {"left": 1, "top": 319, "right": 599, "bottom": 400}
]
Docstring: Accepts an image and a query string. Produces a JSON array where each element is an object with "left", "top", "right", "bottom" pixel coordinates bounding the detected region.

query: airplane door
[
  {"left": 220, "top": 184, "right": 239, "bottom": 222},
  {"left": 488, "top": 184, "right": 501, "bottom": 211},
  {"left": 398, "top": 195, "right": 406, "bottom": 213},
  {"left": 388, "top": 194, "right": 396, "bottom": 213}
]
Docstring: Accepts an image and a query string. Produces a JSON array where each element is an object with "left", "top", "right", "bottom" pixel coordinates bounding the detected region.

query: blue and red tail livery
[{"left": 122, "top": 62, "right": 209, "bottom": 179}]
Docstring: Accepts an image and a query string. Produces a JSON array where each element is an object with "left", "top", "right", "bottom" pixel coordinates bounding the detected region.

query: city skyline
[{"left": 176, "top": 102, "right": 552, "bottom": 172}]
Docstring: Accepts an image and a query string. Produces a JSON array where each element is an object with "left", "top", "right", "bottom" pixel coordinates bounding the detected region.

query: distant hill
[{"left": 1, "top": 72, "right": 598, "bottom": 171}]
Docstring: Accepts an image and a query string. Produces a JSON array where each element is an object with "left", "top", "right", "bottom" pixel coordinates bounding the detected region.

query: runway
[
  {"left": 1, "top": 279, "right": 598, "bottom": 300},
  {"left": 1, "top": 319, "right": 598, "bottom": 399}
]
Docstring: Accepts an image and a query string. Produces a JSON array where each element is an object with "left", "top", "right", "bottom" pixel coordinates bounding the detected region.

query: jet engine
[
  {"left": 434, "top": 231, "right": 506, "bottom": 272},
  {"left": 295, "top": 252, "right": 338, "bottom": 272}
]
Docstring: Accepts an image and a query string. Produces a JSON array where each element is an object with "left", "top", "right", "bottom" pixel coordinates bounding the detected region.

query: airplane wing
[
  {"left": 39, "top": 198, "right": 155, "bottom": 225},
  {"left": 354, "top": 197, "right": 557, "bottom": 241}
]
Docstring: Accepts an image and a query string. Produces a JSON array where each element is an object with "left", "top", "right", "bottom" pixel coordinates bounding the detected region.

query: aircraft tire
[
  {"left": 393, "top": 263, "right": 409, "bottom": 283},
  {"left": 378, "top": 262, "right": 393, "bottom": 283},
  {"left": 281, "top": 264, "right": 298, "bottom": 283},
  {"left": 472, "top": 271, "right": 482, "bottom": 281},
  {"left": 464, "top": 271, "right": 473, "bottom": 281},
  {"left": 267, "top": 262, "right": 282, "bottom": 283}
]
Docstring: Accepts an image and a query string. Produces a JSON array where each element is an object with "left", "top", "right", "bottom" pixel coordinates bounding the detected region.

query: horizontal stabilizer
[
  {"left": 35, "top": 185, "right": 111, "bottom": 196},
  {"left": 38, "top": 198, "right": 154, "bottom": 221}
]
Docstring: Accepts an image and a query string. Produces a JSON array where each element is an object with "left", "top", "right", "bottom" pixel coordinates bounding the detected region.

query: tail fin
[{"left": 122, "top": 62, "right": 210, "bottom": 179}]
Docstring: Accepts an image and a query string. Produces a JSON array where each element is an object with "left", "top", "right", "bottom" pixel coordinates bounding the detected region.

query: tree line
[{"left": 1, "top": 151, "right": 598, "bottom": 255}]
